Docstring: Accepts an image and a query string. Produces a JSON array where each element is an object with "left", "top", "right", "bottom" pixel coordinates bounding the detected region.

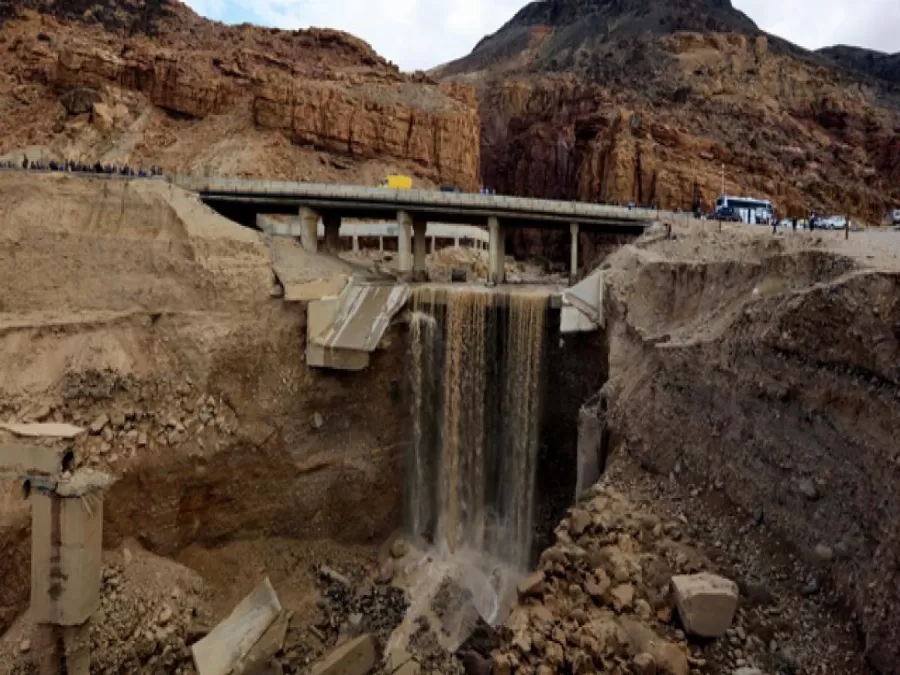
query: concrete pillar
[
  {"left": 298, "top": 206, "right": 319, "bottom": 253},
  {"left": 324, "top": 214, "right": 341, "bottom": 253},
  {"left": 397, "top": 211, "right": 413, "bottom": 273},
  {"left": 413, "top": 219, "right": 428, "bottom": 281},
  {"left": 454, "top": 236, "right": 460, "bottom": 247},
  {"left": 488, "top": 216, "right": 505, "bottom": 284},
  {"left": 570, "top": 223, "right": 580, "bottom": 282},
  {"left": 379, "top": 236, "right": 384, "bottom": 253},
  {"left": 352, "top": 235, "right": 360, "bottom": 252},
  {"left": 430, "top": 237, "right": 435, "bottom": 254}
]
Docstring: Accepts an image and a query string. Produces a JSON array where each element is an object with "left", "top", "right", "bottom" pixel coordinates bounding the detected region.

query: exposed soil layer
[
  {"left": 603, "top": 222, "right": 900, "bottom": 672},
  {"left": 0, "top": 172, "right": 409, "bottom": 642}
]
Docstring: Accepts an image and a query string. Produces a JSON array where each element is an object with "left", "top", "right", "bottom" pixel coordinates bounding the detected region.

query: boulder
[
  {"left": 633, "top": 652, "right": 657, "bottom": 675},
  {"left": 671, "top": 573, "right": 739, "bottom": 638},
  {"left": 90, "top": 413, "right": 110, "bottom": 435}
]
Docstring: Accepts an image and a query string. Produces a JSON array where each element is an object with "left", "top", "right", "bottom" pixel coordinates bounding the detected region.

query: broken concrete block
[
  {"left": 31, "top": 493, "right": 103, "bottom": 625},
  {"left": 192, "top": 578, "right": 282, "bottom": 675},
  {"left": 671, "top": 573, "right": 739, "bottom": 638},
  {"left": 310, "top": 634, "right": 377, "bottom": 675},
  {"left": 233, "top": 610, "right": 291, "bottom": 675},
  {"left": 516, "top": 571, "right": 545, "bottom": 600}
]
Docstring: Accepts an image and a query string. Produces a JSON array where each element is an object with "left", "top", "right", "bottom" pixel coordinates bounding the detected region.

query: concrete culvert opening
[{"left": 21, "top": 480, "right": 31, "bottom": 501}]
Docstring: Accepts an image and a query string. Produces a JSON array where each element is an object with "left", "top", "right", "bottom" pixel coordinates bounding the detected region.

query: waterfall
[{"left": 406, "top": 287, "right": 548, "bottom": 570}]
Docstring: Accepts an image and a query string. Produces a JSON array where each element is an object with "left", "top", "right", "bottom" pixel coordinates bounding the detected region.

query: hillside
[
  {"left": 435, "top": 0, "right": 900, "bottom": 224},
  {"left": 817, "top": 45, "right": 900, "bottom": 86},
  {"left": 0, "top": 1, "right": 481, "bottom": 188}
]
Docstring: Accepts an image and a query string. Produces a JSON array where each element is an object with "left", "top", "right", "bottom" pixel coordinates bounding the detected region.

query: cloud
[
  {"left": 735, "top": 0, "right": 899, "bottom": 53},
  {"left": 182, "top": 0, "right": 899, "bottom": 71}
]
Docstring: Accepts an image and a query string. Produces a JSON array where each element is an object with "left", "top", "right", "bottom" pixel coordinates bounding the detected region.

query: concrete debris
[
  {"left": 309, "top": 633, "right": 377, "bottom": 675},
  {"left": 233, "top": 610, "right": 292, "bottom": 675},
  {"left": 671, "top": 573, "right": 739, "bottom": 638},
  {"left": 192, "top": 577, "right": 282, "bottom": 675},
  {"left": 0, "top": 422, "right": 84, "bottom": 439}
]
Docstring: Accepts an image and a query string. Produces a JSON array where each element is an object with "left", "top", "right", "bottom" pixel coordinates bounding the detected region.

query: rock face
[
  {"left": 671, "top": 573, "right": 739, "bottom": 638},
  {"left": 0, "top": 2, "right": 480, "bottom": 187},
  {"left": 437, "top": 0, "right": 900, "bottom": 224}
]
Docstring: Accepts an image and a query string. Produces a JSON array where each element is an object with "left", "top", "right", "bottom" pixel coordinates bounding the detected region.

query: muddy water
[{"left": 406, "top": 287, "right": 548, "bottom": 570}]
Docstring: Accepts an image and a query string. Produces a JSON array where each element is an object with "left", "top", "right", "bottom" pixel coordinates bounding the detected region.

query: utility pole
[{"left": 721, "top": 164, "right": 725, "bottom": 196}]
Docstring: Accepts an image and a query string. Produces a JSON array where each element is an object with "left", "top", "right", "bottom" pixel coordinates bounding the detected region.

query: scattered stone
[
  {"left": 310, "top": 412, "right": 325, "bottom": 430},
  {"left": 733, "top": 669, "right": 763, "bottom": 675},
  {"left": 752, "top": 507, "right": 764, "bottom": 525},
  {"left": 111, "top": 411, "right": 126, "bottom": 429},
  {"left": 90, "top": 413, "right": 110, "bottom": 434},
  {"left": 633, "top": 652, "right": 657, "bottom": 675},
  {"left": 671, "top": 573, "right": 739, "bottom": 638},
  {"left": 610, "top": 583, "right": 635, "bottom": 612},
  {"left": 390, "top": 539, "right": 410, "bottom": 559},
  {"left": 570, "top": 508, "right": 592, "bottom": 536},
  {"left": 19, "top": 639, "right": 31, "bottom": 654},
  {"left": 158, "top": 605, "right": 173, "bottom": 625},
  {"left": 516, "top": 571, "right": 545, "bottom": 600},
  {"left": 796, "top": 477, "right": 819, "bottom": 501},
  {"left": 319, "top": 566, "right": 351, "bottom": 588},
  {"left": 813, "top": 544, "right": 833, "bottom": 562}
]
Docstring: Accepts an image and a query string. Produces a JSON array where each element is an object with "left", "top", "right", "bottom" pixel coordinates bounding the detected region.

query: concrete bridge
[{"left": 175, "top": 177, "right": 653, "bottom": 283}]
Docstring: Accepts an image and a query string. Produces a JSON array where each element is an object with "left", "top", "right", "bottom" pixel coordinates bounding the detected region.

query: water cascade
[{"left": 406, "top": 287, "right": 549, "bottom": 572}]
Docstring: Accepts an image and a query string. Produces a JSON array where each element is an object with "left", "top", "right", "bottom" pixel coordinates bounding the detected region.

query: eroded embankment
[
  {"left": 605, "top": 239, "right": 900, "bottom": 672},
  {"left": 0, "top": 174, "right": 410, "bottom": 637}
]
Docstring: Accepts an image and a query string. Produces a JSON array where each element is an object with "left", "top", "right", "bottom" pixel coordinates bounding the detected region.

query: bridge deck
[{"left": 175, "top": 177, "right": 654, "bottom": 232}]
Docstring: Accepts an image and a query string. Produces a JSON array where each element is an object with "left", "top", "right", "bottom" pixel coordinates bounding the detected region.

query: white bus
[{"left": 715, "top": 195, "right": 774, "bottom": 225}]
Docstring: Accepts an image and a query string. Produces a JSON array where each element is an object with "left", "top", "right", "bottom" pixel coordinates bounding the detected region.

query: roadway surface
[{"left": 173, "top": 177, "right": 654, "bottom": 234}]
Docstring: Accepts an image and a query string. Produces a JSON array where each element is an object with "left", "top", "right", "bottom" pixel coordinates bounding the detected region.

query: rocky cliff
[
  {"left": 437, "top": 0, "right": 900, "bottom": 224},
  {"left": 0, "top": 1, "right": 480, "bottom": 187}
]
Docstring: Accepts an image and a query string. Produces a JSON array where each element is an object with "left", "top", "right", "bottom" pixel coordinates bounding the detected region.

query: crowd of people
[{"left": 0, "top": 156, "right": 164, "bottom": 178}]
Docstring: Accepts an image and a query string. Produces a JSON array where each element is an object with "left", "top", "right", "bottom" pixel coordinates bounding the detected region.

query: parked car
[{"left": 439, "top": 184, "right": 461, "bottom": 193}]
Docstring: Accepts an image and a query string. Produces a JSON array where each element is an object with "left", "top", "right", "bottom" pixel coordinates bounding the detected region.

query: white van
[{"left": 892, "top": 209, "right": 900, "bottom": 225}]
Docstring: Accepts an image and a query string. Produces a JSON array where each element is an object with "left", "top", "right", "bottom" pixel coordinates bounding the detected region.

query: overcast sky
[{"left": 183, "top": 0, "right": 899, "bottom": 71}]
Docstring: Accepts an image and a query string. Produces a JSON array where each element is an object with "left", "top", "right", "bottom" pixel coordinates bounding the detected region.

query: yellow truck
[{"left": 380, "top": 175, "right": 412, "bottom": 190}]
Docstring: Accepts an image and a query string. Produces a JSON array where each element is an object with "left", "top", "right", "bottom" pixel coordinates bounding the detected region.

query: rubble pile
[
  {"left": 5, "top": 546, "right": 211, "bottom": 675},
  {"left": 493, "top": 483, "right": 766, "bottom": 675},
  {"left": 1, "top": 369, "right": 239, "bottom": 473}
]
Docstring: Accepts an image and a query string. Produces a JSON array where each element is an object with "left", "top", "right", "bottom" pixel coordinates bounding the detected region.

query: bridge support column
[
  {"left": 324, "top": 214, "right": 341, "bottom": 254},
  {"left": 570, "top": 223, "right": 580, "bottom": 282},
  {"left": 352, "top": 235, "right": 360, "bottom": 252},
  {"left": 413, "top": 219, "right": 428, "bottom": 281},
  {"left": 397, "top": 211, "right": 413, "bottom": 273},
  {"left": 488, "top": 216, "right": 505, "bottom": 285},
  {"left": 298, "top": 206, "right": 319, "bottom": 253}
]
